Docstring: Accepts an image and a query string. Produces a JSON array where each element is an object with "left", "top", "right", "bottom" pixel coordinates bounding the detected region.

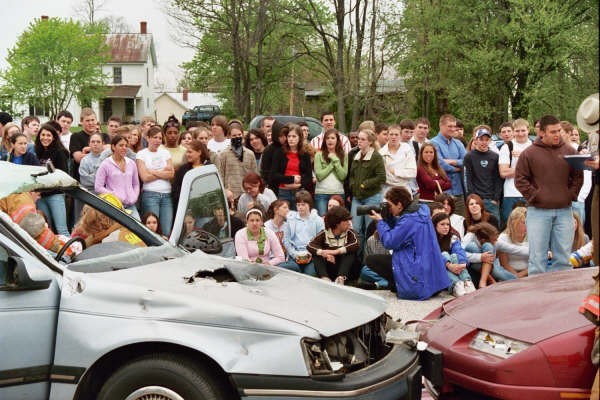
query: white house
[
  {"left": 154, "top": 90, "right": 222, "bottom": 125},
  {"left": 68, "top": 21, "right": 157, "bottom": 124}
]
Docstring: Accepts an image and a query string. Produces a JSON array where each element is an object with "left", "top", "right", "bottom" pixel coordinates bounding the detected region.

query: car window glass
[{"left": 178, "top": 173, "right": 230, "bottom": 245}]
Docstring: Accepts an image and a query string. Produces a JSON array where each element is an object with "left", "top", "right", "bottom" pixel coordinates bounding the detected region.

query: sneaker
[
  {"left": 453, "top": 281, "right": 466, "bottom": 297},
  {"left": 464, "top": 280, "right": 476, "bottom": 294},
  {"left": 334, "top": 276, "right": 346, "bottom": 285}
]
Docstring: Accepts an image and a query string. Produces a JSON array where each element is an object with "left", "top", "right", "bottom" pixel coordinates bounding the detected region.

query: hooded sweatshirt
[{"left": 515, "top": 138, "right": 583, "bottom": 209}]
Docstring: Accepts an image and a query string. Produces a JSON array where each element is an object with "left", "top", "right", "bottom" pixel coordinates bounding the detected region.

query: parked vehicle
[
  {"left": 418, "top": 268, "right": 596, "bottom": 400},
  {"left": 0, "top": 161, "right": 422, "bottom": 400},
  {"left": 249, "top": 115, "right": 324, "bottom": 140},
  {"left": 182, "top": 105, "right": 221, "bottom": 126}
]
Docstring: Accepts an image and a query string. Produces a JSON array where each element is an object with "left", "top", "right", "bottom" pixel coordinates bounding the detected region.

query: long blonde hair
[
  {"left": 504, "top": 207, "right": 527, "bottom": 243},
  {"left": 572, "top": 213, "right": 587, "bottom": 250}
]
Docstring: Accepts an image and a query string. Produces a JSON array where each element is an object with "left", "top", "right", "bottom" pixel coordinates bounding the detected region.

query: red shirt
[{"left": 280, "top": 152, "right": 300, "bottom": 188}]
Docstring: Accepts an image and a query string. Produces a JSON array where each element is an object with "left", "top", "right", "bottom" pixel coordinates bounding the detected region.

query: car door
[
  {"left": 0, "top": 227, "right": 59, "bottom": 399},
  {"left": 169, "top": 164, "right": 236, "bottom": 257}
]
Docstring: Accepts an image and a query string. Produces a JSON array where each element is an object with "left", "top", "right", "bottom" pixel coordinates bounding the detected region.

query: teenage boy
[
  {"left": 379, "top": 123, "right": 417, "bottom": 196},
  {"left": 463, "top": 126, "right": 502, "bottom": 220},
  {"left": 498, "top": 119, "right": 532, "bottom": 224}
]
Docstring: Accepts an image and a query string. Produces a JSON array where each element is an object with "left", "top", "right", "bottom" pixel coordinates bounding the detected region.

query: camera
[{"left": 356, "top": 202, "right": 391, "bottom": 220}]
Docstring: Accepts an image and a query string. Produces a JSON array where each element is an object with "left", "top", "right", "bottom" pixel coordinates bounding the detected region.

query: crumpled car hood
[
  {"left": 0, "top": 161, "right": 79, "bottom": 198},
  {"left": 441, "top": 268, "right": 596, "bottom": 343},
  {"left": 62, "top": 252, "right": 388, "bottom": 337}
]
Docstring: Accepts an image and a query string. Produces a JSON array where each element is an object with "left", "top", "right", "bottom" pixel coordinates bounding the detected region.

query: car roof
[
  {"left": 441, "top": 268, "right": 596, "bottom": 343},
  {"left": 0, "top": 162, "right": 79, "bottom": 199}
]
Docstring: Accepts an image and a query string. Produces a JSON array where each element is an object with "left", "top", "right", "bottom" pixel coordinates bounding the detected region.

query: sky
[{"left": 0, "top": 0, "right": 195, "bottom": 90}]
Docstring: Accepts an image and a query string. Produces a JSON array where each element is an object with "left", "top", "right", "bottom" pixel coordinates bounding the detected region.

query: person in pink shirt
[
  {"left": 234, "top": 208, "right": 285, "bottom": 266},
  {"left": 95, "top": 135, "right": 140, "bottom": 220}
]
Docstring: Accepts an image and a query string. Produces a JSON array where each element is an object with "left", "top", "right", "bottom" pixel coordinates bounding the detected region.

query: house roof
[
  {"left": 155, "top": 92, "right": 222, "bottom": 110},
  {"left": 105, "top": 85, "right": 141, "bottom": 98},
  {"left": 105, "top": 33, "right": 157, "bottom": 65}
]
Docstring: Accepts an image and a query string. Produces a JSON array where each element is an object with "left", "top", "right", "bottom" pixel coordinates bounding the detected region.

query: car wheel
[{"left": 97, "top": 353, "right": 229, "bottom": 400}]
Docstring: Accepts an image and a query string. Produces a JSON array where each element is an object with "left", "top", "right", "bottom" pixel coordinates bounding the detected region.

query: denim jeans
[
  {"left": 351, "top": 193, "right": 382, "bottom": 247},
  {"left": 125, "top": 205, "right": 141, "bottom": 221},
  {"left": 483, "top": 199, "right": 500, "bottom": 223},
  {"left": 572, "top": 201, "right": 585, "bottom": 226},
  {"left": 141, "top": 191, "right": 174, "bottom": 236},
  {"left": 37, "top": 194, "right": 69, "bottom": 236},
  {"left": 501, "top": 196, "right": 526, "bottom": 227},
  {"left": 464, "top": 242, "right": 516, "bottom": 281},
  {"left": 526, "top": 206, "right": 574, "bottom": 275},
  {"left": 278, "top": 189, "right": 297, "bottom": 210},
  {"left": 359, "top": 266, "right": 390, "bottom": 289},
  {"left": 314, "top": 193, "right": 341, "bottom": 216},
  {"left": 278, "top": 259, "right": 316, "bottom": 276}
]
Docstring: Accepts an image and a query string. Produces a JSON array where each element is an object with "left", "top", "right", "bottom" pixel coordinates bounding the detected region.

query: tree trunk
[{"left": 335, "top": 0, "right": 346, "bottom": 133}]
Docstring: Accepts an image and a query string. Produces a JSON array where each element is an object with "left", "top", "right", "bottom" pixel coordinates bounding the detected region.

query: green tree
[
  {"left": 2, "top": 17, "right": 109, "bottom": 118},
  {"left": 395, "top": 0, "right": 599, "bottom": 130}
]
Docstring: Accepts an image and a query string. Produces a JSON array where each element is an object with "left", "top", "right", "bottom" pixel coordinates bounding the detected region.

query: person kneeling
[{"left": 308, "top": 206, "right": 359, "bottom": 285}]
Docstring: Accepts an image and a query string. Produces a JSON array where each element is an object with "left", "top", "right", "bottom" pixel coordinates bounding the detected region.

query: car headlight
[
  {"left": 302, "top": 314, "right": 392, "bottom": 376},
  {"left": 469, "top": 330, "right": 531, "bottom": 359}
]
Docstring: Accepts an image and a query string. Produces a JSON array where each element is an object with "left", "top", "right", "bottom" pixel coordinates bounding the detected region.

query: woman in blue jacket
[{"left": 369, "top": 186, "right": 450, "bottom": 300}]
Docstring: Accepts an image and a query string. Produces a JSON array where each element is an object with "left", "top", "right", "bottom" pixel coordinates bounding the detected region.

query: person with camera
[
  {"left": 369, "top": 187, "right": 450, "bottom": 300},
  {"left": 307, "top": 206, "right": 359, "bottom": 285}
]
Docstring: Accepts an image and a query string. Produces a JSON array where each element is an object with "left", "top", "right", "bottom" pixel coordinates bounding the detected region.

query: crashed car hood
[
  {"left": 63, "top": 252, "right": 388, "bottom": 337},
  {"left": 0, "top": 161, "right": 79, "bottom": 198},
  {"left": 441, "top": 268, "right": 596, "bottom": 343}
]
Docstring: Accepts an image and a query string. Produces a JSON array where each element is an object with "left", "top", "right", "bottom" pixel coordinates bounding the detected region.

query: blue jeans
[
  {"left": 278, "top": 189, "right": 297, "bottom": 210},
  {"left": 572, "top": 201, "right": 585, "bottom": 227},
  {"left": 483, "top": 199, "right": 500, "bottom": 222},
  {"left": 464, "top": 242, "right": 516, "bottom": 281},
  {"left": 125, "top": 205, "right": 141, "bottom": 221},
  {"left": 279, "top": 259, "right": 316, "bottom": 276},
  {"left": 37, "top": 194, "right": 69, "bottom": 236},
  {"left": 501, "top": 196, "right": 526, "bottom": 227},
  {"left": 526, "top": 206, "right": 574, "bottom": 275},
  {"left": 360, "top": 266, "right": 390, "bottom": 289},
  {"left": 141, "top": 191, "right": 173, "bottom": 236},
  {"left": 315, "top": 193, "right": 341, "bottom": 216},
  {"left": 351, "top": 193, "right": 382, "bottom": 247}
]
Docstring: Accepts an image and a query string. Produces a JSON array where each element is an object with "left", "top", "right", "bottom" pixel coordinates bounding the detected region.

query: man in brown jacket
[{"left": 515, "top": 114, "right": 583, "bottom": 275}]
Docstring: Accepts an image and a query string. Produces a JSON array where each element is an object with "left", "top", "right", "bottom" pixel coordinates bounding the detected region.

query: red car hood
[{"left": 441, "top": 268, "right": 596, "bottom": 343}]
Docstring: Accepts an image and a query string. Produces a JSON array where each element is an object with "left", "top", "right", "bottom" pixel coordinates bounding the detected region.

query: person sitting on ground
[
  {"left": 432, "top": 212, "right": 475, "bottom": 296},
  {"left": 264, "top": 200, "right": 290, "bottom": 257},
  {"left": 142, "top": 211, "right": 166, "bottom": 239},
  {"left": 235, "top": 208, "right": 285, "bottom": 266},
  {"left": 280, "top": 190, "right": 324, "bottom": 276},
  {"left": 307, "top": 206, "right": 359, "bottom": 285},
  {"left": 368, "top": 186, "right": 450, "bottom": 300},
  {"left": 462, "top": 222, "right": 515, "bottom": 288},
  {"left": 358, "top": 229, "right": 392, "bottom": 290},
  {"left": 464, "top": 193, "right": 499, "bottom": 232},
  {"left": 237, "top": 172, "right": 277, "bottom": 215},
  {"left": 495, "top": 207, "right": 529, "bottom": 278},
  {"left": 435, "top": 193, "right": 465, "bottom": 239}
]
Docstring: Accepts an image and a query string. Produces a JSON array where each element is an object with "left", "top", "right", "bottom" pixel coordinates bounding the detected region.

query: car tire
[{"left": 97, "top": 353, "right": 230, "bottom": 400}]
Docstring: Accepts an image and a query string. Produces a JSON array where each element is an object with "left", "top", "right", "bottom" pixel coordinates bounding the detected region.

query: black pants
[
  {"left": 365, "top": 254, "right": 395, "bottom": 292},
  {"left": 314, "top": 253, "right": 355, "bottom": 280}
]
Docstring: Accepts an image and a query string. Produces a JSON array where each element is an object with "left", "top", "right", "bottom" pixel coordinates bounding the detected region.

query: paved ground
[{"left": 379, "top": 289, "right": 454, "bottom": 325}]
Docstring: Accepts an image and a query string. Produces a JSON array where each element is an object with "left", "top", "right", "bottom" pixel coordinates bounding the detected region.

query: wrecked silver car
[{"left": 0, "top": 162, "right": 421, "bottom": 400}]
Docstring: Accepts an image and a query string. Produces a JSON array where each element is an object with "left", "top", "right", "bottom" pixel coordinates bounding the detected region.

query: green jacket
[{"left": 349, "top": 148, "right": 386, "bottom": 199}]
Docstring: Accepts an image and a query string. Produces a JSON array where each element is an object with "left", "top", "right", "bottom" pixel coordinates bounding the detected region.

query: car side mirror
[{"left": 0, "top": 256, "right": 51, "bottom": 291}]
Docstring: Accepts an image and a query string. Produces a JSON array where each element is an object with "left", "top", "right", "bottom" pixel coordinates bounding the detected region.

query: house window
[
  {"left": 113, "top": 67, "right": 122, "bottom": 84},
  {"left": 125, "top": 99, "right": 134, "bottom": 116}
]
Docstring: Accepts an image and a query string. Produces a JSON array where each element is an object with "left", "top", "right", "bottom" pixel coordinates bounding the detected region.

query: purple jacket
[{"left": 95, "top": 157, "right": 140, "bottom": 206}]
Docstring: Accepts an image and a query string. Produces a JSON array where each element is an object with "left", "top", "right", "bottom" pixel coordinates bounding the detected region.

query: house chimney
[
  {"left": 41, "top": 15, "right": 49, "bottom": 21},
  {"left": 140, "top": 21, "right": 147, "bottom": 34},
  {"left": 183, "top": 89, "right": 189, "bottom": 102}
]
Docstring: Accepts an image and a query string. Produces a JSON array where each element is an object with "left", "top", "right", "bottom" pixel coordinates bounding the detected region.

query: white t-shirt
[
  {"left": 136, "top": 147, "right": 172, "bottom": 193},
  {"left": 60, "top": 133, "right": 72, "bottom": 153},
  {"left": 496, "top": 233, "right": 528, "bottom": 271},
  {"left": 207, "top": 138, "right": 230, "bottom": 154},
  {"left": 498, "top": 139, "right": 532, "bottom": 197}
]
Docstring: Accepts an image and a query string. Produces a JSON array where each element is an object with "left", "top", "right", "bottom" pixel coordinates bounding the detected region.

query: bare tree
[{"left": 72, "top": 0, "right": 106, "bottom": 24}]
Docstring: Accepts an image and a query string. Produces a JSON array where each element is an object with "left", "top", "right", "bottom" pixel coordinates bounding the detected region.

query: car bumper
[{"left": 232, "top": 344, "right": 421, "bottom": 399}]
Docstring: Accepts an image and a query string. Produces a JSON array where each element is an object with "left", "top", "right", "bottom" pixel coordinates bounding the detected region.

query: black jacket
[{"left": 269, "top": 148, "right": 312, "bottom": 194}]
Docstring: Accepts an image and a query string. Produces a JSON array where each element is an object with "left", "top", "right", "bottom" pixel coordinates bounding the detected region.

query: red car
[{"left": 418, "top": 268, "right": 597, "bottom": 400}]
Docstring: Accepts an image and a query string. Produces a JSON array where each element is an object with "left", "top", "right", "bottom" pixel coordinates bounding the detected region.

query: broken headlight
[
  {"left": 469, "top": 330, "right": 531, "bottom": 359},
  {"left": 302, "top": 314, "right": 392, "bottom": 376}
]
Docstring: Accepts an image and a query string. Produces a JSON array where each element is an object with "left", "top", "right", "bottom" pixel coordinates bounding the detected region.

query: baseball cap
[{"left": 475, "top": 128, "right": 491, "bottom": 138}]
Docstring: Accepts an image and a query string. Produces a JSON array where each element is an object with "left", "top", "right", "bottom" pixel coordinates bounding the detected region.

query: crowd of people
[{"left": 0, "top": 95, "right": 598, "bottom": 300}]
